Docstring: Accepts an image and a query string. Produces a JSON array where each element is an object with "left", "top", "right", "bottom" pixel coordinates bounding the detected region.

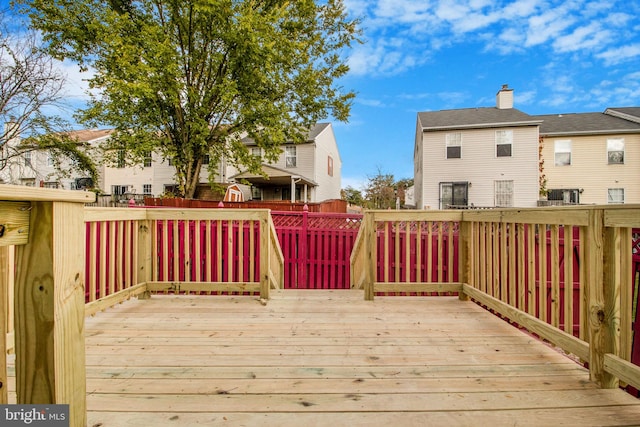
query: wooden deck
[{"left": 10, "top": 290, "right": 640, "bottom": 426}]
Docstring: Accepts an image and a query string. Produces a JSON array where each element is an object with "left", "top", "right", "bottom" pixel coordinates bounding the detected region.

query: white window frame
[
  {"left": 495, "top": 130, "right": 513, "bottom": 157},
  {"left": 251, "top": 147, "right": 262, "bottom": 159},
  {"left": 607, "top": 188, "right": 624, "bottom": 204},
  {"left": 24, "top": 151, "right": 32, "bottom": 167},
  {"left": 495, "top": 180, "right": 514, "bottom": 207},
  {"left": 554, "top": 140, "right": 572, "bottom": 166},
  {"left": 143, "top": 184, "right": 152, "bottom": 195},
  {"left": 445, "top": 133, "right": 462, "bottom": 159},
  {"left": 607, "top": 138, "right": 624, "bottom": 164},
  {"left": 285, "top": 146, "right": 297, "bottom": 168}
]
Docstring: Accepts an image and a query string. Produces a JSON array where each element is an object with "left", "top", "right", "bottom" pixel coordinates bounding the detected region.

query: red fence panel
[{"left": 272, "top": 210, "right": 362, "bottom": 289}]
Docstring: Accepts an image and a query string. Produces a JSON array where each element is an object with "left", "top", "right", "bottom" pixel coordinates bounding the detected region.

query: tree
[
  {"left": 21, "top": 0, "right": 360, "bottom": 198},
  {"left": 0, "top": 12, "right": 96, "bottom": 185},
  {"left": 361, "top": 169, "right": 413, "bottom": 209},
  {"left": 341, "top": 185, "right": 363, "bottom": 207}
]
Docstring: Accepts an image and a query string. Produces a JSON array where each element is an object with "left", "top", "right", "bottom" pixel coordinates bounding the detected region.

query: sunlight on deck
[{"left": 12, "top": 289, "right": 639, "bottom": 426}]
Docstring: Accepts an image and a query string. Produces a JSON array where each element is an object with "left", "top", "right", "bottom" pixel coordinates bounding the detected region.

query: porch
[{"left": 10, "top": 290, "right": 640, "bottom": 426}]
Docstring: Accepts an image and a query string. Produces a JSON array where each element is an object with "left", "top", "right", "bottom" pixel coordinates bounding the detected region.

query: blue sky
[
  {"left": 335, "top": 0, "right": 640, "bottom": 190},
  {"left": 4, "top": 1, "right": 640, "bottom": 192}
]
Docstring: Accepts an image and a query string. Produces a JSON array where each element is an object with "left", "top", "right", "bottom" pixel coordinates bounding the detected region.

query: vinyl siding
[
  {"left": 414, "top": 118, "right": 424, "bottom": 209},
  {"left": 541, "top": 133, "right": 640, "bottom": 204},
  {"left": 312, "top": 124, "right": 342, "bottom": 202},
  {"left": 420, "top": 125, "right": 539, "bottom": 209}
]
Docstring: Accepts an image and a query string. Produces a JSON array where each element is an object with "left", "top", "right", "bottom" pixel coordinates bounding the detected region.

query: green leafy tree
[
  {"left": 363, "top": 169, "right": 396, "bottom": 209},
  {"left": 0, "top": 12, "right": 97, "bottom": 184},
  {"left": 341, "top": 185, "right": 364, "bottom": 207},
  {"left": 20, "top": 0, "right": 359, "bottom": 198},
  {"left": 362, "top": 170, "right": 412, "bottom": 209}
]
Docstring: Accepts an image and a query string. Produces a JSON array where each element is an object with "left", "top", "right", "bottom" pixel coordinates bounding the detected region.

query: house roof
[
  {"left": 535, "top": 112, "right": 640, "bottom": 136},
  {"left": 230, "top": 164, "right": 317, "bottom": 187},
  {"left": 242, "top": 123, "right": 331, "bottom": 145},
  {"left": 418, "top": 107, "right": 541, "bottom": 131},
  {"left": 604, "top": 107, "right": 640, "bottom": 124},
  {"left": 65, "top": 128, "right": 114, "bottom": 143}
]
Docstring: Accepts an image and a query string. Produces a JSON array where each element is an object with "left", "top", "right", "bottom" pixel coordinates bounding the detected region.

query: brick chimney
[{"left": 496, "top": 84, "right": 513, "bottom": 109}]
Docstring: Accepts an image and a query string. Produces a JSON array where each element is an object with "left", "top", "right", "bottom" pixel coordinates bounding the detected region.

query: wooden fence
[{"left": 350, "top": 206, "right": 640, "bottom": 394}]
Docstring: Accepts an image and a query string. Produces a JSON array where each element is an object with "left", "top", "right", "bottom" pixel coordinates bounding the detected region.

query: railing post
[
  {"left": 364, "top": 212, "right": 376, "bottom": 301},
  {"left": 585, "top": 208, "right": 619, "bottom": 388},
  {"left": 300, "top": 204, "right": 309, "bottom": 288},
  {"left": 0, "top": 246, "right": 10, "bottom": 404},
  {"left": 260, "top": 212, "right": 270, "bottom": 300},
  {"left": 458, "top": 217, "right": 472, "bottom": 301},
  {"left": 14, "top": 200, "right": 86, "bottom": 426},
  {"left": 137, "top": 212, "right": 153, "bottom": 299}
]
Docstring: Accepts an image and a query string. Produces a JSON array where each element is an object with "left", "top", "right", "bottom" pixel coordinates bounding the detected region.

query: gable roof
[
  {"left": 535, "top": 112, "right": 640, "bottom": 136},
  {"left": 65, "top": 128, "right": 114, "bottom": 143},
  {"left": 605, "top": 107, "right": 640, "bottom": 124},
  {"left": 418, "top": 107, "right": 541, "bottom": 131},
  {"left": 242, "top": 123, "right": 331, "bottom": 145}
]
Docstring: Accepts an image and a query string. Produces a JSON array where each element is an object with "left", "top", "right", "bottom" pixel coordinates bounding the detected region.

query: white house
[
  {"left": 414, "top": 85, "right": 541, "bottom": 209},
  {"left": 2, "top": 123, "right": 343, "bottom": 203},
  {"left": 228, "top": 123, "right": 342, "bottom": 203}
]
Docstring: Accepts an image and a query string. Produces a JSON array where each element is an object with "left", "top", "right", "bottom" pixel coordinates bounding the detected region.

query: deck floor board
[{"left": 8, "top": 289, "right": 640, "bottom": 426}]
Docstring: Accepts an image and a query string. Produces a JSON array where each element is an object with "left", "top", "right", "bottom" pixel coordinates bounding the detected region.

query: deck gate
[{"left": 272, "top": 210, "right": 362, "bottom": 289}]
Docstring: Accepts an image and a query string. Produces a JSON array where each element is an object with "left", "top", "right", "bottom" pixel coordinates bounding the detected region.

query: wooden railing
[
  {"left": 83, "top": 208, "right": 284, "bottom": 315},
  {"left": 0, "top": 185, "right": 285, "bottom": 427},
  {"left": 351, "top": 206, "right": 640, "bottom": 392}
]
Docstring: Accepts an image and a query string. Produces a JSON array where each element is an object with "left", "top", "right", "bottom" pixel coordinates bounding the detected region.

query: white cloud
[
  {"left": 553, "top": 23, "right": 611, "bottom": 53},
  {"left": 596, "top": 44, "right": 640, "bottom": 66},
  {"left": 357, "top": 98, "right": 385, "bottom": 107}
]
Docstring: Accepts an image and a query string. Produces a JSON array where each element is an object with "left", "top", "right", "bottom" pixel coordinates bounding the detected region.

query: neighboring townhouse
[
  {"left": 0, "top": 126, "right": 105, "bottom": 190},
  {"left": 2, "top": 122, "right": 342, "bottom": 203},
  {"left": 536, "top": 111, "right": 640, "bottom": 205},
  {"left": 414, "top": 85, "right": 541, "bottom": 209},
  {"left": 228, "top": 123, "right": 342, "bottom": 203}
]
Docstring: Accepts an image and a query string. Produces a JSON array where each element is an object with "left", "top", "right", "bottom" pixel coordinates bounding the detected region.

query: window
[
  {"left": 554, "top": 140, "right": 571, "bottom": 166},
  {"left": 608, "top": 188, "right": 624, "bottom": 204},
  {"left": 446, "top": 133, "right": 461, "bottom": 159},
  {"left": 43, "top": 182, "right": 60, "bottom": 189},
  {"left": 24, "top": 151, "right": 32, "bottom": 167},
  {"left": 143, "top": 184, "right": 152, "bottom": 195},
  {"left": 47, "top": 155, "right": 55, "bottom": 167},
  {"left": 285, "top": 146, "right": 296, "bottom": 168},
  {"left": 143, "top": 151, "right": 152, "bottom": 168},
  {"left": 496, "top": 130, "right": 513, "bottom": 157},
  {"left": 251, "top": 147, "right": 262, "bottom": 159},
  {"left": 251, "top": 186, "right": 262, "bottom": 200},
  {"left": 116, "top": 149, "right": 126, "bottom": 168},
  {"left": 439, "top": 182, "right": 468, "bottom": 209},
  {"left": 548, "top": 189, "right": 579, "bottom": 204},
  {"left": 328, "top": 156, "right": 334, "bottom": 176},
  {"left": 202, "top": 154, "right": 210, "bottom": 165},
  {"left": 168, "top": 157, "right": 174, "bottom": 166},
  {"left": 495, "top": 180, "right": 514, "bottom": 207},
  {"left": 112, "top": 185, "right": 128, "bottom": 196},
  {"left": 607, "top": 138, "right": 624, "bottom": 164}
]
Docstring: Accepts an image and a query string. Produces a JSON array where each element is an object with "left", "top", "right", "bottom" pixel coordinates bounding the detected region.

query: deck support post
[
  {"left": 364, "top": 212, "right": 376, "bottom": 301},
  {"left": 137, "top": 217, "right": 153, "bottom": 300},
  {"left": 260, "top": 213, "right": 270, "bottom": 300},
  {"left": 458, "top": 218, "right": 472, "bottom": 301},
  {"left": 585, "top": 208, "right": 619, "bottom": 388},
  {"left": 0, "top": 246, "right": 11, "bottom": 404},
  {"left": 14, "top": 201, "right": 86, "bottom": 427}
]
